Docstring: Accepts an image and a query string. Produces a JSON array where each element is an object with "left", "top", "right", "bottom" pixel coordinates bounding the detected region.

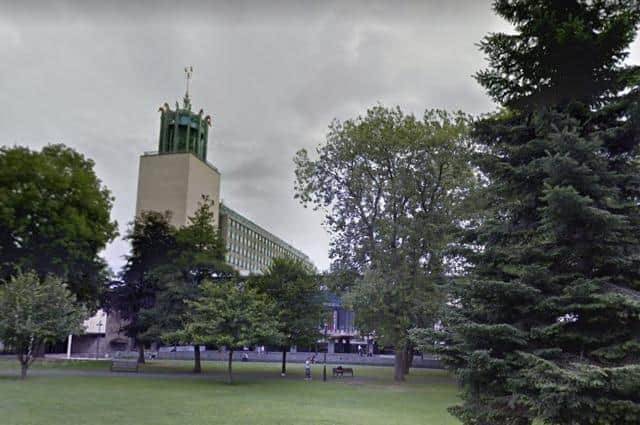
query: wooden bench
[
  {"left": 332, "top": 367, "right": 354, "bottom": 377},
  {"left": 110, "top": 359, "right": 139, "bottom": 373}
]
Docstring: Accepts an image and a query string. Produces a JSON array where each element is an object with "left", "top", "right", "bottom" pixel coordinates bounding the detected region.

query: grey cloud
[{"left": 4, "top": 1, "right": 636, "bottom": 272}]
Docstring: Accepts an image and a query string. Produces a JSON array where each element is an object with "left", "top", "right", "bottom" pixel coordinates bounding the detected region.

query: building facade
[
  {"left": 135, "top": 78, "right": 312, "bottom": 275},
  {"left": 219, "top": 204, "right": 313, "bottom": 274},
  {"left": 63, "top": 76, "right": 315, "bottom": 357},
  {"left": 135, "top": 89, "right": 221, "bottom": 229},
  {"left": 64, "top": 309, "right": 131, "bottom": 358},
  {"left": 135, "top": 151, "right": 222, "bottom": 228},
  {"left": 324, "top": 294, "right": 373, "bottom": 354}
]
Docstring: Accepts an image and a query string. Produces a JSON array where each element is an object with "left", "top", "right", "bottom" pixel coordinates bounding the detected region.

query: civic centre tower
[
  {"left": 135, "top": 71, "right": 313, "bottom": 275},
  {"left": 64, "top": 70, "right": 314, "bottom": 358}
]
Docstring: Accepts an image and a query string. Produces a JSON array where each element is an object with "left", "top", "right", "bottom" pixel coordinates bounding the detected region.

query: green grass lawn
[{"left": 0, "top": 358, "right": 460, "bottom": 425}]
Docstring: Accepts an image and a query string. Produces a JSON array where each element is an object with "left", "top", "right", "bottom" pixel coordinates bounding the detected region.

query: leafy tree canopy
[
  {"left": 0, "top": 144, "right": 118, "bottom": 306},
  {"left": 248, "top": 257, "right": 324, "bottom": 374},
  {"left": 181, "top": 279, "right": 278, "bottom": 382},
  {"left": 295, "top": 106, "right": 475, "bottom": 381},
  {"left": 145, "top": 197, "right": 234, "bottom": 343},
  {"left": 148, "top": 196, "right": 235, "bottom": 372},
  {"left": 0, "top": 271, "right": 86, "bottom": 378}
]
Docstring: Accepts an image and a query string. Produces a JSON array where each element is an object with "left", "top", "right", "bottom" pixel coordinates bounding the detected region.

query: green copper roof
[{"left": 157, "top": 99, "right": 212, "bottom": 162}]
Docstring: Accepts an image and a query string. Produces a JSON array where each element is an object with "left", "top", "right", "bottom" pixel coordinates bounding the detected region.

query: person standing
[{"left": 304, "top": 359, "right": 312, "bottom": 381}]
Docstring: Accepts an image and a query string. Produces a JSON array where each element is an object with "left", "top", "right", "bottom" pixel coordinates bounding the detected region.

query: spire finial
[{"left": 183, "top": 65, "right": 193, "bottom": 110}]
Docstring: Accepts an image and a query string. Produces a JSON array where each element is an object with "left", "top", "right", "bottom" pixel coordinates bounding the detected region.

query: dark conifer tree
[
  {"left": 146, "top": 196, "right": 234, "bottom": 373},
  {"left": 106, "top": 211, "right": 176, "bottom": 364},
  {"left": 444, "top": 1, "right": 640, "bottom": 424}
]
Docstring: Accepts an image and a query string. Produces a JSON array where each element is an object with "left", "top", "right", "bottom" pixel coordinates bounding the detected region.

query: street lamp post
[
  {"left": 323, "top": 323, "right": 328, "bottom": 382},
  {"left": 96, "top": 320, "right": 103, "bottom": 360}
]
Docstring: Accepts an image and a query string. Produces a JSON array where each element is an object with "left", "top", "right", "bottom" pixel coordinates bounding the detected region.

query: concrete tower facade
[
  {"left": 135, "top": 68, "right": 312, "bottom": 274},
  {"left": 135, "top": 67, "right": 220, "bottom": 228},
  {"left": 64, "top": 69, "right": 321, "bottom": 359},
  {"left": 135, "top": 152, "right": 221, "bottom": 228}
]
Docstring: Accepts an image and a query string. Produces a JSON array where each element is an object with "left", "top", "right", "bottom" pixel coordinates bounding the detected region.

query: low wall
[
  {"left": 156, "top": 350, "right": 442, "bottom": 369},
  {"left": 63, "top": 349, "right": 443, "bottom": 369}
]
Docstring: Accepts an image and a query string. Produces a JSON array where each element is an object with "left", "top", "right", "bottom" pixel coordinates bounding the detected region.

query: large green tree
[
  {"left": 106, "top": 211, "right": 176, "bottom": 363},
  {"left": 248, "top": 257, "right": 323, "bottom": 376},
  {"left": 149, "top": 196, "right": 234, "bottom": 373},
  {"left": 0, "top": 272, "right": 86, "bottom": 378},
  {"left": 181, "top": 280, "right": 277, "bottom": 383},
  {"left": 0, "top": 144, "right": 118, "bottom": 305},
  {"left": 295, "top": 106, "right": 474, "bottom": 381},
  {"left": 434, "top": 2, "right": 640, "bottom": 424}
]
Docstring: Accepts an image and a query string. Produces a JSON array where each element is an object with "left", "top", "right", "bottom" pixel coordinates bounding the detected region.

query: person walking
[{"left": 304, "top": 359, "right": 312, "bottom": 381}]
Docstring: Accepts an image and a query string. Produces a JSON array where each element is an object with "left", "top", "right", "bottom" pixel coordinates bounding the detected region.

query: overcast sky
[{"left": 2, "top": 1, "right": 638, "bottom": 273}]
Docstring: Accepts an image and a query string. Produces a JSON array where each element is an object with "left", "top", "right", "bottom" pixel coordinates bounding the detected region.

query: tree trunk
[
  {"left": 20, "top": 362, "right": 28, "bottom": 379},
  {"left": 227, "top": 350, "right": 233, "bottom": 384},
  {"left": 137, "top": 342, "right": 145, "bottom": 364},
  {"left": 21, "top": 337, "right": 35, "bottom": 379},
  {"left": 281, "top": 347, "right": 287, "bottom": 376},
  {"left": 404, "top": 346, "right": 413, "bottom": 375},
  {"left": 193, "top": 345, "right": 201, "bottom": 374},
  {"left": 394, "top": 349, "right": 406, "bottom": 382}
]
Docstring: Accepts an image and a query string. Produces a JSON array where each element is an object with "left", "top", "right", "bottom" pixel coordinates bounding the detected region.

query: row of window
[
  {"left": 227, "top": 220, "right": 288, "bottom": 255},
  {"left": 227, "top": 254, "right": 263, "bottom": 271},
  {"left": 226, "top": 251, "right": 293, "bottom": 271},
  {"left": 225, "top": 218, "right": 294, "bottom": 271}
]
